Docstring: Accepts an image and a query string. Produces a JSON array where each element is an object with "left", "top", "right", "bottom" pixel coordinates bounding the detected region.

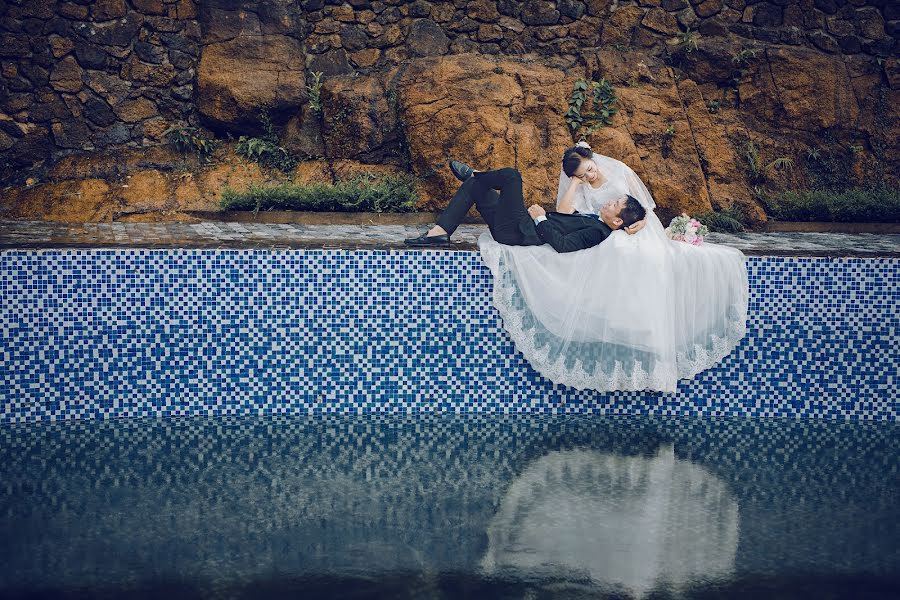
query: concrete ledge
[
  {"left": 2, "top": 221, "right": 900, "bottom": 258},
  {"left": 764, "top": 222, "right": 900, "bottom": 234}
]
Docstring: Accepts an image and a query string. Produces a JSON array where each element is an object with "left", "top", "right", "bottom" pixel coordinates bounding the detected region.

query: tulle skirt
[{"left": 478, "top": 213, "right": 748, "bottom": 393}]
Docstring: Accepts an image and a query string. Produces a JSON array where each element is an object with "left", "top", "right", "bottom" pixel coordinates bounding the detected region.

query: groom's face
[{"left": 600, "top": 197, "right": 626, "bottom": 229}]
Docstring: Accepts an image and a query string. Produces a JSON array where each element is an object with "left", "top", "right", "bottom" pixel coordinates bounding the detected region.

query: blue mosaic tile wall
[{"left": 1, "top": 250, "right": 897, "bottom": 422}]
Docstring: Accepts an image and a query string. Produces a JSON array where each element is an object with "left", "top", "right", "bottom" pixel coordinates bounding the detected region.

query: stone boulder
[
  {"left": 197, "top": 35, "right": 307, "bottom": 132},
  {"left": 392, "top": 54, "right": 576, "bottom": 210},
  {"left": 676, "top": 79, "right": 766, "bottom": 221},
  {"left": 584, "top": 50, "right": 723, "bottom": 220},
  {"left": 738, "top": 45, "right": 860, "bottom": 132},
  {"left": 318, "top": 73, "right": 403, "bottom": 164}
]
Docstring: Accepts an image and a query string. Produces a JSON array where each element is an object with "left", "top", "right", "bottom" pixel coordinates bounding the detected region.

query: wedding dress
[{"left": 478, "top": 147, "right": 748, "bottom": 393}]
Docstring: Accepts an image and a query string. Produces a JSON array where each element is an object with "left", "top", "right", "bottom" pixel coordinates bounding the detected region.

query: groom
[{"left": 405, "top": 161, "right": 646, "bottom": 253}]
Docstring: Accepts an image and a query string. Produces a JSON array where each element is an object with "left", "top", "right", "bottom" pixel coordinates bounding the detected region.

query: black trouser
[{"left": 436, "top": 167, "right": 535, "bottom": 245}]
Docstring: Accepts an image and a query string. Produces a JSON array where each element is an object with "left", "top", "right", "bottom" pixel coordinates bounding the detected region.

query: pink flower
[{"left": 691, "top": 236, "right": 704, "bottom": 246}]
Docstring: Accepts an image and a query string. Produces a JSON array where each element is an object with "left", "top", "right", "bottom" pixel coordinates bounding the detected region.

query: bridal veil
[{"left": 478, "top": 152, "right": 748, "bottom": 393}]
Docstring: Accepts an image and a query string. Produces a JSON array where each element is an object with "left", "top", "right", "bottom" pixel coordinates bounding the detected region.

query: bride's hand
[
  {"left": 569, "top": 176, "right": 585, "bottom": 188},
  {"left": 624, "top": 219, "right": 646, "bottom": 235}
]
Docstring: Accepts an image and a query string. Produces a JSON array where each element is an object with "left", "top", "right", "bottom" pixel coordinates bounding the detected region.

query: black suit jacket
[{"left": 523, "top": 212, "right": 613, "bottom": 253}]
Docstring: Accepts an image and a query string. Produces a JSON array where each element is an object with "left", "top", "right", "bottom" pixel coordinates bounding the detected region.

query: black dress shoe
[
  {"left": 404, "top": 232, "right": 451, "bottom": 246},
  {"left": 449, "top": 159, "right": 474, "bottom": 182}
]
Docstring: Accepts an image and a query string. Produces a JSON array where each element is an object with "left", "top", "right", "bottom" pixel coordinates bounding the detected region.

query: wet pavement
[{"left": 1, "top": 220, "right": 899, "bottom": 257}]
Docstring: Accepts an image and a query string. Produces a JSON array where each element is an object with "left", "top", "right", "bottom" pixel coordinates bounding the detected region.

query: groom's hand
[{"left": 528, "top": 205, "right": 546, "bottom": 219}]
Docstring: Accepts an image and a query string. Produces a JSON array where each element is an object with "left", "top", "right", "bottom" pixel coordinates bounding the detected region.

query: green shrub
[
  {"left": 164, "top": 126, "right": 217, "bottom": 163},
  {"left": 764, "top": 187, "right": 900, "bottom": 222},
  {"left": 220, "top": 174, "right": 418, "bottom": 213},
  {"left": 235, "top": 109, "right": 299, "bottom": 173},
  {"left": 235, "top": 136, "right": 298, "bottom": 172},
  {"left": 697, "top": 205, "right": 748, "bottom": 233},
  {"left": 566, "top": 78, "right": 618, "bottom": 136}
]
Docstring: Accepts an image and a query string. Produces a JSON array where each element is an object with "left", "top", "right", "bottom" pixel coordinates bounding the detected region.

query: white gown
[{"left": 478, "top": 148, "right": 748, "bottom": 393}]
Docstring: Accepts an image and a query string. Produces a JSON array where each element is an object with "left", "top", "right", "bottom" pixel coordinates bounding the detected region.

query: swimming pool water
[{"left": 1, "top": 415, "right": 897, "bottom": 599}]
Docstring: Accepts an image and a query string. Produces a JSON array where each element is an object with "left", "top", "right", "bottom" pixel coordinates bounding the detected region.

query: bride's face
[{"left": 574, "top": 158, "right": 599, "bottom": 183}]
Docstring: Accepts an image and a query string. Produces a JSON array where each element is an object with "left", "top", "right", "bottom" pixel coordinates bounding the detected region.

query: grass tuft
[
  {"left": 764, "top": 187, "right": 900, "bottom": 222},
  {"left": 220, "top": 174, "right": 418, "bottom": 213}
]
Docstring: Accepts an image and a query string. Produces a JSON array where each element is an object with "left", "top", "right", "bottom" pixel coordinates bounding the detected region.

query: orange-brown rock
[
  {"left": 197, "top": 35, "right": 307, "bottom": 130},
  {"left": 291, "top": 160, "right": 332, "bottom": 186},
  {"left": 740, "top": 46, "right": 860, "bottom": 133},
  {"left": 173, "top": 157, "right": 269, "bottom": 212},
  {"left": 393, "top": 54, "right": 576, "bottom": 210},
  {"left": 676, "top": 79, "right": 766, "bottom": 221},
  {"left": 319, "top": 73, "right": 402, "bottom": 164},
  {"left": 113, "top": 97, "right": 158, "bottom": 123},
  {"left": 2, "top": 179, "right": 118, "bottom": 222},
  {"left": 119, "top": 169, "right": 172, "bottom": 212},
  {"left": 330, "top": 160, "right": 409, "bottom": 182},
  {"left": 49, "top": 56, "right": 83, "bottom": 93},
  {"left": 600, "top": 6, "right": 644, "bottom": 46},
  {"left": 583, "top": 50, "right": 715, "bottom": 218}
]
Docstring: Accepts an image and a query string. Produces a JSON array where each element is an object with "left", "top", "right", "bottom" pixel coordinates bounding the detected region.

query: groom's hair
[
  {"left": 562, "top": 145, "right": 593, "bottom": 177},
  {"left": 619, "top": 195, "right": 646, "bottom": 228}
]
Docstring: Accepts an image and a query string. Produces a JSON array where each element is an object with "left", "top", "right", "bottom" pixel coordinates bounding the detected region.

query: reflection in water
[
  {"left": 0, "top": 415, "right": 897, "bottom": 599},
  {"left": 482, "top": 445, "right": 739, "bottom": 598}
]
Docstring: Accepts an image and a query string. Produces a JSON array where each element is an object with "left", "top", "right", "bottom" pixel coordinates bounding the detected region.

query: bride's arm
[
  {"left": 624, "top": 219, "right": 646, "bottom": 235},
  {"left": 556, "top": 177, "right": 583, "bottom": 214}
]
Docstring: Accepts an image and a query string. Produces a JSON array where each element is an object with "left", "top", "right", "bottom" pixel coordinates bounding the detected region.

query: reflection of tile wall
[{"left": 1, "top": 250, "right": 897, "bottom": 422}]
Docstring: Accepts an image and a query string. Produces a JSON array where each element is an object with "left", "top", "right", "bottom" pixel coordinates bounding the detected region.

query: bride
[{"left": 479, "top": 142, "right": 748, "bottom": 393}]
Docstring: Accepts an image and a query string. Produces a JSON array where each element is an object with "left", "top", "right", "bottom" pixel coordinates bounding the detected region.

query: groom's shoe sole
[
  {"left": 449, "top": 159, "right": 474, "bottom": 183},
  {"left": 404, "top": 233, "right": 452, "bottom": 247}
]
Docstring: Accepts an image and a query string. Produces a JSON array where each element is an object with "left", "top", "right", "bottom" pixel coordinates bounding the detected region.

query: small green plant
[
  {"left": 676, "top": 27, "right": 699, "bottom": 53},
  {"left": 738, "top": 138, "right": 765, "bottom": 183},
  {"left": 566, "top": 78, "right": 618, "bottom": 137},
  {"left": 705, "top": 99, "right": 720, "bottom": 113},
  {"left": 306, "top": 71, "right": 324, "bottom": 115},
  {"left": 766, "top": 157, "right": 794, "bottom": 172},
  {"left": 220, "top": 173, "right": 418, "bottom": 213},
  {"left": 805, "top": 147, "right": 820, "bottom": 161},
  {"left": 764, "top": 187, "right": 900, "bottom": 222},
  {"left": 164, "top": 126, "right": 217, "bottom": 163},
  {"left": 697, "top": 205, "right": 749, "bottom": 233},
  {"left": 235, "top": 108, "right": 298, "bottom": 173},
  {"left": 849, "top": 144, "right": 864, "bottom": 155},
  {"left": 731, "top": 48, "right": 757, "bottom": 66},
  {"left": 612, "top": 43, "right": 629, "bottom": 52},
  {"left": 660, "top": 123, "right": 676, "bottom": 158}
]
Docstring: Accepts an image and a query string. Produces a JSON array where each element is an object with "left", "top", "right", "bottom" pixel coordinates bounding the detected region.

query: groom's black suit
[{"left": 436, "top": 167, "right": 614, "bottom": 253}]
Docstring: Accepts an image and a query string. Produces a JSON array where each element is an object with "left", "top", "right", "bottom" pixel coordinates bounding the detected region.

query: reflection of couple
[{"left": 408, "top": 142, "right": 749, "bottom": 393}]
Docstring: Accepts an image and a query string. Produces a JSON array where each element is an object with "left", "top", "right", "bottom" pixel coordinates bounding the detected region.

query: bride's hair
[{"left": 562, "top": 145, "right": 593, "bottom": 178}]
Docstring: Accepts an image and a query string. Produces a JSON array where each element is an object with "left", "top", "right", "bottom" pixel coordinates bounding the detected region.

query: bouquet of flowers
[{"left": 665, "top": 214, "right": 709, "bottom": 246}]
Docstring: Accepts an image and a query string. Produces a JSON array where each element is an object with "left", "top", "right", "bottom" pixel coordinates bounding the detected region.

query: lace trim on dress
[{"left": 479, "top": 241, "right": 748, "bottom": 394}]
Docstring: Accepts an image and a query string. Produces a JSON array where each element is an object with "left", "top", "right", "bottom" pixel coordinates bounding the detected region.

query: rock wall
[
  {"left": 1, "top": 0, "right": 200, "bottom": 170},
  {"left": 1, "top": 0, "right": 898, "bottom": 222}
]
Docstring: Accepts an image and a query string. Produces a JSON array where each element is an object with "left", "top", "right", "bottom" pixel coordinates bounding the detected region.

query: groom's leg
[
  {"left": 471, "top": 168, "right": 529, "bottom": 244},
  {"left": 435, "top": 176, "right": 499, "bottom": 236}
]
